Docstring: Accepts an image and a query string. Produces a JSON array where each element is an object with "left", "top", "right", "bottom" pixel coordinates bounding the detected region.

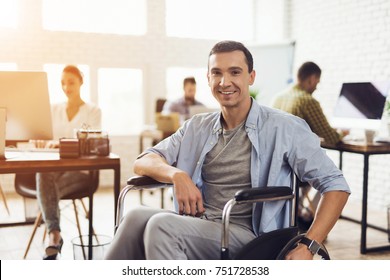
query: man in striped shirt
[
  {"left": 273, "top": 61, "right": 345, "bottom": 146},
  {"left": 273, "top": 62, "right": 347, "bottom": 231}
]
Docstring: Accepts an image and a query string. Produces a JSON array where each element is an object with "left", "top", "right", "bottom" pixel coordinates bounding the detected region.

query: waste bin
[{"left": 71, "top": 234, "right": 111, "bottom": 260}]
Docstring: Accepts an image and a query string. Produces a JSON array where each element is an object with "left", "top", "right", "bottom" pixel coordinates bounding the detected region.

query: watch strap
[{"left": 299, "top": 236, "right": 329, "bottom": 259}]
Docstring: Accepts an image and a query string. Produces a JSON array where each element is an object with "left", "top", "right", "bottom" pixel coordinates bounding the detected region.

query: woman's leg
[
  {"left": 36, "top": 172, "right": 62, "bottom": 236},
  {"left": 36, "top": 171, "right": 90, "bottom": 245}
]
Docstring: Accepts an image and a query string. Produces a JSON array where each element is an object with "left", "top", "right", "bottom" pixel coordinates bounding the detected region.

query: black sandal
[{"left": 43, "top": 238, "right": 64, "bottom": 260}]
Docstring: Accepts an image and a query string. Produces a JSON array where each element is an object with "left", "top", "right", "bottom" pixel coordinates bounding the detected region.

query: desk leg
[
  {"left": 361, "top": 154, "right": 369, "bottom": 254},
  {"left": 114, "top": 166, "right": 120, "bottom": 223},
  {"left": 160, "top": 188, "right": 165, "bottom": 209},
  {"left": 139, "top": 135, "right": 143, "bottom": 156},
  {"left": 139, "top": 135, "right": 144, "bottom": 207},
  {"left": 339, "top": 151, "right": 343, "bottom": 170},
  {"left": 337, "top": 150, "right": 390, "bottom": 254},
  {"left": 340, "top": 153, "right": 369, "bottom": 254},
  {"left": 88, "top": 189, "right": 94, "bottom": 260}
]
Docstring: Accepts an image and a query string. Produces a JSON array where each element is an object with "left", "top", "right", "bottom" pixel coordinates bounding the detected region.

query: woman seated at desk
[{"left": 36, "top": 65, "right": 101, "bottom": 260}]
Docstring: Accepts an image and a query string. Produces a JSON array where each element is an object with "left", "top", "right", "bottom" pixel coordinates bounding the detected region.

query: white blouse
[{"left": 51, "top": 102, "right": 101, "bottom": 140}]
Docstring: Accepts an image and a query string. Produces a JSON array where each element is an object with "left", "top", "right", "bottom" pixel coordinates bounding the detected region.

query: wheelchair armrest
[
  {"left": 234, "top": 187, "right": 293, "bottom": 203},
  {"left": 115, "top": 176, "right": 171, "bottom": 233},
  {"left": 127, "top": 175, "right": 162, "bottom": 186},
  {"left": 126, "top": 175, "right": 172, "bottom": 191}
]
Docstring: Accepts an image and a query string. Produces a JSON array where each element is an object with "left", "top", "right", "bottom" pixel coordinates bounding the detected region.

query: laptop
[{"left": 189, "top": 105, "right": 219, "bottom": 118}]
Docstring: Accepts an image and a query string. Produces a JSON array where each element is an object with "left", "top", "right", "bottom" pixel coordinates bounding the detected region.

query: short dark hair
[
  {"left": 183, "top": 76, "right": 196, "bottom": 87},
  {"left": 297, "top": 62, "right": 321, "bottom": 81},
  {"left": 62, "top": 65, "right": 84, "bottom": 84},
  {"left": 208, "top": 40, "right": 254, "bottom": 73}
]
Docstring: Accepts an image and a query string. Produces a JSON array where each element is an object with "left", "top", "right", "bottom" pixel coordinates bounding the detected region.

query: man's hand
[
  {"left": 172, "top": 171, "right": 205, "bottom": 217},
  {"left": 284, "top": 243, "right": 314, "bottom": 260},
  {"left": 337, "top": 128, "right": 350, "bottom": 139},
  {"left": 29, "top": 139, "right": 59, "bottom": 148},
  {"left": 285, "top": 191, "right": 349, "bottom": 260},
  {"left": 133, "top": 152, "right": 205, "bottom": 217}
]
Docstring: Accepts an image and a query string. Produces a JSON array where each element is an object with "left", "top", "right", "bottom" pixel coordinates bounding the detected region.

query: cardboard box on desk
[
  {"left": 59, "top": 138, "right": 80, "bottom": 158},
  {"left": 60, "top": 137, "right": 110, "bottom": 157},
  {"left": 155, "top": 113, "right": 180, "bottom": 133}
]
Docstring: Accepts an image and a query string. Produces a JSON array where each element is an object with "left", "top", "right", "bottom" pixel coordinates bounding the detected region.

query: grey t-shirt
[{"left": 201, "top": 121, "right": 253, "bottom": 231}]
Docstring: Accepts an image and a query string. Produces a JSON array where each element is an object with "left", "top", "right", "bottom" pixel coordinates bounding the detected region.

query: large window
[
  {"left": 0, "top": 0, "right": 18, "bottom": 28},
  {"left": 254, "top": 0, "right": 285, "bottom": 43},
  {"left": 43, "top": 64, "right": 91, "bottom": 104},
  {"left": 166, "top": 67, "right": 219, "bottom": 108},
  {"left": 166, "top": 0, "right": 254, "bottom": 40},
  {"left": 42, "top": 0, "right": 147, "bottom": 35},
  {"left": 0, "top": 63, "right": 17, "bottom": 70},
  {"left": 98, "top": 68, "right": 143, "bottom": 135}
]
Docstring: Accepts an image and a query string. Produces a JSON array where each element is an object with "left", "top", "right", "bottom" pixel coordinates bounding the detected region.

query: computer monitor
[
  {"left": 331, "top": 81, "right": 390, "bottom": 130},
  {"left": 0, "top": 71, "right": 53, "bottom": 158}
]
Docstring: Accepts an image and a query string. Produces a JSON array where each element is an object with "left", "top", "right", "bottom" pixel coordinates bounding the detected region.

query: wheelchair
[{"left": 115, "top": 175, "right": 330, "bottom": 260}]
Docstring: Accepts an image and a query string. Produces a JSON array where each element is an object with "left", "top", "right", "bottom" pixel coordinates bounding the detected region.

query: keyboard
[{"left": 5, "top": 147, "right": 59, "bottom": 153}]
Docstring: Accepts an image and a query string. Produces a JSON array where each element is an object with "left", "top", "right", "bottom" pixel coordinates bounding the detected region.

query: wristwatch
[{"left": 299, "top": 236, "right": 321, "bottom": 255}]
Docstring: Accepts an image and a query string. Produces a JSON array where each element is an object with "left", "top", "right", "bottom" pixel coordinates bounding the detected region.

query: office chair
[
  {"left": 0, "top": 181, "right": 10, "bottom": 215},
  {"left": 155, "top": 98, "right": 167, "bottom": 114},
  {"left": 115, "top": 175, "right": 330, "bottom": 260},
  {"left": 14, "top": 171, "right": 99, "bottom": 259}
]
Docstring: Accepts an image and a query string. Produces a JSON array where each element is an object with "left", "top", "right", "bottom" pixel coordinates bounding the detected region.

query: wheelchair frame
[{"left": 115, "top": 174, "right": 330, "bottom": 260}]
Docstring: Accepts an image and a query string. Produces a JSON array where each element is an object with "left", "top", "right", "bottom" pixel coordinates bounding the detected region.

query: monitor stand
[{"left": 0, "top": 108, "right": 5, "bottom": 160}]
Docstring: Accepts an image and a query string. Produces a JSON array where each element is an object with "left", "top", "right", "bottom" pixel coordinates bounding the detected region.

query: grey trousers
[
  {"left": 105, "top": 206, "right": 256, "bottom": 260},
  {"left": 36, "top": 171, "right": 90, "bottom": 233}
]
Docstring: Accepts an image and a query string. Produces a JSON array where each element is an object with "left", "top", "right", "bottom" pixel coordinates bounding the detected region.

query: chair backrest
[
  {"left": 14, "top": 173, "right": 37, "bottom": 199},
  {"left": 156, "top": 98, "right": 167, "bottom": 113},
  {"left": 14, "top": 171, "right": 100, "bottom": 200}
]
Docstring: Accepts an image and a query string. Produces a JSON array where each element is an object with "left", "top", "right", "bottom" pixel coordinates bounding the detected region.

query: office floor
[{"left": 0, "top": 187, "right": 389, "bottom": 260}]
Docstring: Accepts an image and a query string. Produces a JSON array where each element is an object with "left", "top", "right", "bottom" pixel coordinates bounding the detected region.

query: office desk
[
  {"left": 139, "top": 128, "right": 175, "bottom": 154},
  {"left": 321, "top": 140, "right": 390, "bottom": 254},
  {"left": 0, "top": 151, "right": 121, "bottom": 259}
]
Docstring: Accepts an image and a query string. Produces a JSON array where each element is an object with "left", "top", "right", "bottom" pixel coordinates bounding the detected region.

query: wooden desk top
[
  {"left": 0, "top": 151, "right": 120, "bottom": 174},
  {"left": 140, "top": 128, "right": 174, "bottom": 139},
  {"left": 140, "top": 128, "right": 163, "bottom": 139},
  {"left": 321, "top": 140, "right": 390, "bottom": 154}
]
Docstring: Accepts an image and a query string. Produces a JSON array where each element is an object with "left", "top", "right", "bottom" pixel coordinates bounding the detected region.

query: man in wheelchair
[{"left": 105, "top": 40, "right": 350, "bottom": 260}]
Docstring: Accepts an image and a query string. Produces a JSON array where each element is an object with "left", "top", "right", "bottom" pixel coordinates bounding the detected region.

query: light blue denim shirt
[{"left": 143, "top": 99, "right": 350, "bottom": 236}]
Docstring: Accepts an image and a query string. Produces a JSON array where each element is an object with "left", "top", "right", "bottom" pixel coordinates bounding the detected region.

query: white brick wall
[{"left": 290, "top": 0, "right": 390, "bottom": 210}]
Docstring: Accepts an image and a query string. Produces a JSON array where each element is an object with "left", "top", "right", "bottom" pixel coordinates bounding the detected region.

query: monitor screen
[
  {"left": 0, "top": 71, "right": 53, "bottom": 141},
  {"left": 331, "top": 81, "right": 390, "bottom": 130},
  {"left": 333, "top": 82, "right": 389, "bottom": 119}
]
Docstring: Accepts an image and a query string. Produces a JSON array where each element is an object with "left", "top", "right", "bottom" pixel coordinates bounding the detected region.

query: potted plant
[
  {"left": 385, "top": 99, "right": 390, "bottom": 116},
  {"left": 385, "top": 99, "right": 390, "bottom": 135},
  {"left": 249, "top": 88, "right": 260, "bottom": 101}
]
